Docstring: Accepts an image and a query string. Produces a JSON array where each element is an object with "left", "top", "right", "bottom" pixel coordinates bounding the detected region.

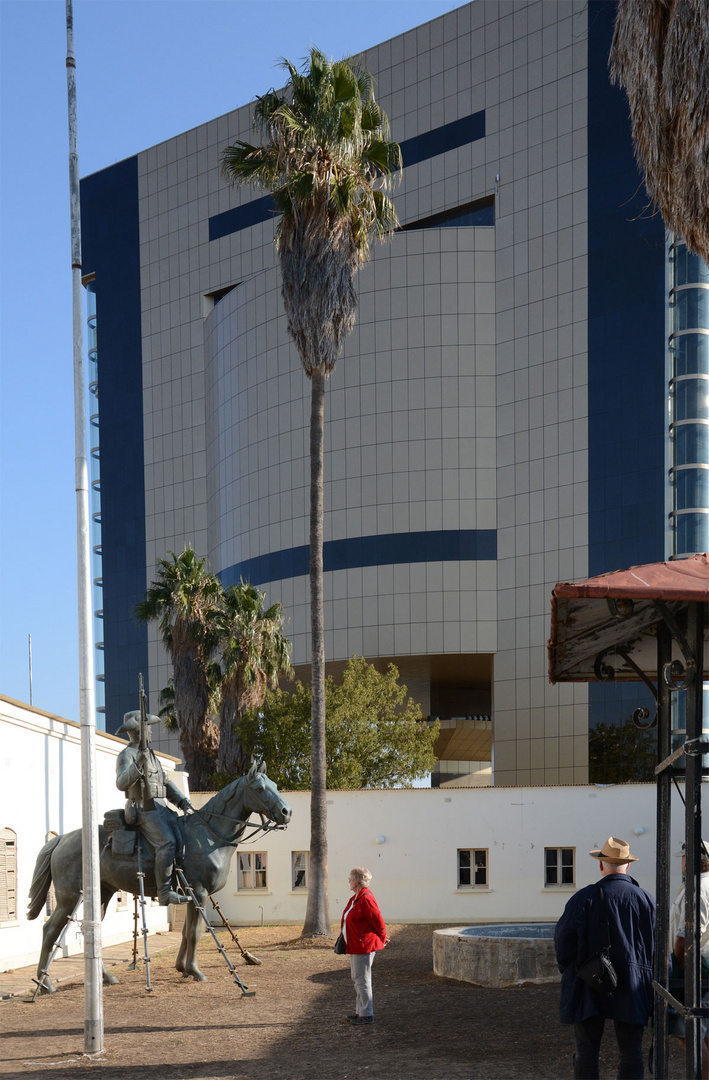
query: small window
[
  {"left": 238, "top": 852, "right": 267, "bottom": 890},
  {"left": 115, "top": 890, "right": 128, "bottom": 911},
  {"left": 292, "top": 852, "right": 309, "bottom": 890},
  {"left": 0, "top": 827, "right": 17, "bottom": 922},
  {"left": 458, "top": 848, "right": 488, "bottom": 888},
  {"left": 545, "top": 847, "right": 575, "bottom": 887}
]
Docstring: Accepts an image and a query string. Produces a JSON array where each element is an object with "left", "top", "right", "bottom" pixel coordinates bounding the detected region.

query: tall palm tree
[
  {"left": 217, "top": 582, "right": 293, "bottom": 776},
  {"left": 221, "top": 48, "right": 401, "bottom": 935},
  {"left": 610, "top": 0, "right": 709, "bottom": 261},
  {"left": 135, "top": 547, "right": 222, "bottom": 790}
]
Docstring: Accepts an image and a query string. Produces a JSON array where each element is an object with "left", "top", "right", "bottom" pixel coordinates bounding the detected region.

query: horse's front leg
[{"left": 175, "top": 887, "right": 209, "bottom": 982}]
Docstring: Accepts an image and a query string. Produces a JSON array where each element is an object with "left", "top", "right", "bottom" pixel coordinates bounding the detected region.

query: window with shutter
[{"left": 0, "top": 828, "right": 17, "bottom": 922}]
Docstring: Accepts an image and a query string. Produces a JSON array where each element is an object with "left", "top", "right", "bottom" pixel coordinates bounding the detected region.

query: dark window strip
[
  {"left": 399, "top": 110, "right": 485, "bottom": 168},
  {"left": 400, "top": 196, "right": 494, "bottom": 232},
  {"left": 220, "top": 529, "right": 497, "bottom": 588},
  {"left": 209, "top": 110, "right": 486, "bottom": 242}
]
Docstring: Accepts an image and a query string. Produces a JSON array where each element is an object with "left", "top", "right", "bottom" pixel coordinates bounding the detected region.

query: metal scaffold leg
[{"left": 174, "top": 868, "right": 255, "bottom": 996}]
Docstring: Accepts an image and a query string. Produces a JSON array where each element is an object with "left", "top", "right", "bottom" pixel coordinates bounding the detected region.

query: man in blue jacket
[{"left": 554, "top": 836, "right": 655, "bottom": 1079}]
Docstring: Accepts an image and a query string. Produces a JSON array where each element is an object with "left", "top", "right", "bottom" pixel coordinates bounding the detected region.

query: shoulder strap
[{"left": 594, "top": 884, "right": 611, "bottom": 950}]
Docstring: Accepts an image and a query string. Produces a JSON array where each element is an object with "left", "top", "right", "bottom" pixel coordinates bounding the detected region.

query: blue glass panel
[
  {"left": 672, "top": 334, "right": 709, "bottom": 377},
  {"left": 673, "top": 467, "right": 709, "bottom": 509},
  {"left": 674, "top": 245, "right": 709, "bottom": 288},
  {"left": 674, "top": 423, "right": 709, "bottom": 465},
  {"left": 675, "top": 512, "right": 709, "bottom": 555},
  {"left": 674, "top": 378, "right": 709, "bottom": 421},
  {"left": 674, "top": 288, "right": 709, "bottom": 330}
]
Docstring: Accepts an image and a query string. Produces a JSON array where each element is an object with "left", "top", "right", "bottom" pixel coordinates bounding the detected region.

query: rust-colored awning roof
[{"left": 548, "top": 554, "right": 709, "bottom": 684}]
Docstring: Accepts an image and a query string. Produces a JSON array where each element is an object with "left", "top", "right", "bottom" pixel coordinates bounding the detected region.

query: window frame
[
  {"left": 457, "top": 847, "right": 489, "bottom": 889},
  {"left": 292, "top": 851, "right": 309, "bottom": 890},
  {"left": 544, "top": 846, "right": 576, "bottom": 888},
  {"left": 237, "top": 851, "right": 268, "bottom": 891},
  {"left": 0, "top": 827, "right": 18, "bottom": 923}
]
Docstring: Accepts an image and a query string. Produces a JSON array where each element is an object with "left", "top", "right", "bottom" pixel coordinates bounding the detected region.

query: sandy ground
[{"left": 1, "top": 924, "right": 686, "bottom": 1080}]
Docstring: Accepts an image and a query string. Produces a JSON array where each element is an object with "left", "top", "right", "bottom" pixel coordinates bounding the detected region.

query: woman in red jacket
[{"left": 341, "top": 867, "right": 389, "bottom": 1025}]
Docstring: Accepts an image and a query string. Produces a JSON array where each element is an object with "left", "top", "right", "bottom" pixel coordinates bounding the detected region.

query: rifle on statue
[{"left": 138, "top": 673, "right": 156, "bottom": 812}]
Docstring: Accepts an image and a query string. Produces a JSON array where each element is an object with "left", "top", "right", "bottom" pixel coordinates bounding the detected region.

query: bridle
[{"left": 189, "top": 783, "right": 289, "bottom": 848}]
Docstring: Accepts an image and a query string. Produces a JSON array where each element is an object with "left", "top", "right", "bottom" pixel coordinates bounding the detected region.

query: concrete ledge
[{"left": 432, "top": 925, "right": 560, "bottom": 988}]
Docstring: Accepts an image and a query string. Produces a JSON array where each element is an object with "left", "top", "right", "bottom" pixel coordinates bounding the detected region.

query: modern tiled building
[{"left": 81, "top": 0, "right": 676, "bottom": 786}]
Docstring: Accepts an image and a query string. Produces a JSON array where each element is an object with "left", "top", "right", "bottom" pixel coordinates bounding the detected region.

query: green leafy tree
[
  {"left": 135, "top": 547, "right": 221, "bottom": 789},
  {"left": 221, "top": 49, "right": 401, "bottom": 935},
  {"left": 240, "top": 656, "right": 439, "bottom": 790},
  {"left": 216, "top": 582, "right": 293, "bottom": 776}
]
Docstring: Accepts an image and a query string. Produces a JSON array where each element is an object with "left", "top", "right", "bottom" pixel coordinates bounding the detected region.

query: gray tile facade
[{"left": 92, "top": 1, "right": 607, "bottom": 784}]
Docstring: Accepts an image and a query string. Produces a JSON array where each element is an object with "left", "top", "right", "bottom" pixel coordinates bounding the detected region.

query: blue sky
[{"left": 0, "top": 0, "right": 463, "bottom": 722}]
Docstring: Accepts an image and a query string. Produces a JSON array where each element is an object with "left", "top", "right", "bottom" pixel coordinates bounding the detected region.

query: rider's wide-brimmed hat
[
  {"left": 589, "top": 836, "right": 638, "bottom": 863},
  {"left": 116, "top": 710, "right": 161, "bottom": 735}
]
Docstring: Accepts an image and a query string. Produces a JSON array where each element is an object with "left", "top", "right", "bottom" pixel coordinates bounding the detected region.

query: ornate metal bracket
[
  {"left": 593, "top": 645, "right": 658, "bottom": 730},
  {"left": 653, "top": 599, "right": 697, "bottom": 690}
]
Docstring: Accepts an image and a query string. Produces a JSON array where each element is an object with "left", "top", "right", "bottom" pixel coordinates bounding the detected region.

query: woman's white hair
[{"left": 350, "top": 867, "right": 372, "bottom": 887}]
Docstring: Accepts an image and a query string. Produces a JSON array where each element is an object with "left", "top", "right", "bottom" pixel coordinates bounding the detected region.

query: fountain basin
[{"left": 433, "top": 924, "right": 560, "bottom": 988}]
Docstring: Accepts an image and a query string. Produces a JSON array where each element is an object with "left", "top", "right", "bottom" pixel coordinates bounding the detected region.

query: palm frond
[{"left": 610, "top": 0, "right": 709, "bottom": 260}]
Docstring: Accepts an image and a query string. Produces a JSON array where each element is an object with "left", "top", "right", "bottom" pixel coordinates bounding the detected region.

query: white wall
[
  {"left": 0, "top": 696, "right": 189, "bottom": 970},
  {"left": 193, "top": 782, "right": 686, "bottom": 927}
]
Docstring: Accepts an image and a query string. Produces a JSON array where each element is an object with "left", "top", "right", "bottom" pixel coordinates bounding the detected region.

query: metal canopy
[
  {"left": 549, "top": 553, "right": 709, "bottom": 686},
  {"left": 548, "top": 554, "right": 709, "bottom": 1080}
]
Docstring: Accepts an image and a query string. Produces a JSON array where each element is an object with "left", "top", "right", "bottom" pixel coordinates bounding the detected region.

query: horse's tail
[{"left": 27, "top": 835, "right": 62, "bottom": 920}]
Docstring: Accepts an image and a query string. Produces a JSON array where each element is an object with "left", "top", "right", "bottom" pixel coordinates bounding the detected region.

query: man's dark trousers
[{"left": 573, "top": 1016, "right": 644, "bottom": 1079}]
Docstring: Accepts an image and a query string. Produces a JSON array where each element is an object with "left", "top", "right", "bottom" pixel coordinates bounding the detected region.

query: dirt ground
[{"left": 1, "top": 924, "right": 686, "bottom": 1080}]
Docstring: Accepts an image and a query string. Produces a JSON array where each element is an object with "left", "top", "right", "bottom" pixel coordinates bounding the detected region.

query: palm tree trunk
[
  {"left": 218, "top": 700, "right": 250, "bottom": 776},
  {"left": 303, "top": 368, "right": 330, "bottom": 936}
]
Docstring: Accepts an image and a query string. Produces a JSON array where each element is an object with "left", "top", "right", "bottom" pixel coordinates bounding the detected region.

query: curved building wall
[{"left": 205, "top": 230, "right": 498, "bottom": 670}]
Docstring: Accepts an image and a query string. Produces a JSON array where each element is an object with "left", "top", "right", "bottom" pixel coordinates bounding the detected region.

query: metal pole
[
  {"left": 65, "top": 0, "right": 103, "bottom": 1052},
  {"left": 654, "top": 618, "right": 672, "bottom": 1080},
  {"left": 684, "top": 600, "right": 704, "bottom": 1079},
  {"left": 28, "top": 633, "right": 33, "bottom": 706}
]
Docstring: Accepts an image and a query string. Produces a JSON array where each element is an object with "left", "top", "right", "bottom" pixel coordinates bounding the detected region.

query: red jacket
[{"left": 341, "top": 887, "right": 387, "bottom": 955}]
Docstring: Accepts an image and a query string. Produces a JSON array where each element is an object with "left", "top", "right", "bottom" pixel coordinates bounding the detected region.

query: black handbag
[
  {"left": 334, "top": 932, "right": 346, "bottom": 955},
  {"left": 576, "top": 885, "right": 619, "bottom": 995}
]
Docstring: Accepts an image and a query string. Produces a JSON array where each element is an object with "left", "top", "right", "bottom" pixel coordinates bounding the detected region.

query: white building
[{"left": 192, "top": 782, "right": 685, "bottom": 927}]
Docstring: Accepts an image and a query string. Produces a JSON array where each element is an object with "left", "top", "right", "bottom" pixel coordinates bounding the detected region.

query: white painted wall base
[{"left": 193, "top": 782, "right": 686, "bottom": 927}]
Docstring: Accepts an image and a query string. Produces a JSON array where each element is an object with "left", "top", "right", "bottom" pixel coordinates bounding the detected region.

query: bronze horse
[{"left": 27, "top": 762, "right": 292, "bottom": 991}]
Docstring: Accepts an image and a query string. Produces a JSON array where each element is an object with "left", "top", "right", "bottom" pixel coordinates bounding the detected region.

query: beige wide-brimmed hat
[{"left": 589, "top": 836, "right": 638, "bottom": 863}]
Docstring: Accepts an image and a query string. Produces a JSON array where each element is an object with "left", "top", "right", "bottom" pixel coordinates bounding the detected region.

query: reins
[{"left": 189, "top": 804, "right": 286, "bottom": 848}]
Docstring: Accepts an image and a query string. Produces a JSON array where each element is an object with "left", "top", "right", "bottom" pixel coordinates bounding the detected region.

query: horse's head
[{"left": 242, "top": 761, "right": 292, "bottom": 826}]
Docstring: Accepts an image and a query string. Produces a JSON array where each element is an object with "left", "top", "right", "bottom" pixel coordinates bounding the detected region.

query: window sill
[
  {"left": 235, "top": 890, "right": 272, "bottom": 896},
  {"left": 0, "top": 919, "right": 20, "bottom": 928},
  {"left": 290, "top": 889, "right": 308, "bottom": 895},
  {"left": 455, "top": 887, "right": 492, "bottom": 893},
  {"left": 543, "top": 886, "right": 576, "bottom": 892}
]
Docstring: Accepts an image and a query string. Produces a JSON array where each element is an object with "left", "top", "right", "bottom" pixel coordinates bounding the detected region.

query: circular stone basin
[{"left": 433, "top": 924, "right": 560, "bottom": 988}]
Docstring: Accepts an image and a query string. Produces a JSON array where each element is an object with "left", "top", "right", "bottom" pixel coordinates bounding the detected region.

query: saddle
[
  {"left": 102, "top": 808, "right": 186, "bottom": 863},
  {"left": 103, "top": 808, "right": 138, "bottom": 857}
]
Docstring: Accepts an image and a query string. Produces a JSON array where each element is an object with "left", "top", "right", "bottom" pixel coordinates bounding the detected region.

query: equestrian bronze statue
[
  {"left": 27, "top": 761, "right": 292, "bottom": 992},
  {"left": 114, "top": 698, "right": 192, "bottom": 906}
]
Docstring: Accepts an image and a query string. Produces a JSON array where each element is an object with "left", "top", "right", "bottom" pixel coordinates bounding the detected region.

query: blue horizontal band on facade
[
  {"left": 209, "top": 110, "right": 486, "bottom": 242},
  {"left": 220, "top": 528, "right": 497, "bottom": 588}
]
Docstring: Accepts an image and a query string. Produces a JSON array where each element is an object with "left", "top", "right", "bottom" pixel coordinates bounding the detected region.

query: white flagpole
[{"left": 65, "top": 0, "right": 104, "bottom": 1052}]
